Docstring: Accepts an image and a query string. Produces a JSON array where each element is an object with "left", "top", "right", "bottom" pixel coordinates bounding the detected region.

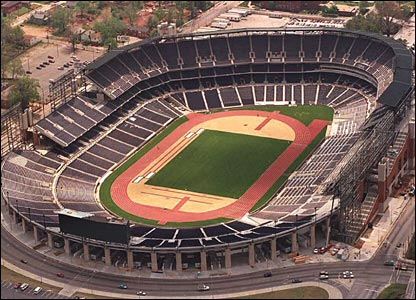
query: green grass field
[
  {"left": 236, "top": 286, "right": 329, "bottom": 299},
  {"left": 147, "top": 130, "right": 291, "bottom": 198},
  {"left": 376, "top": 283, "right": 407, "bottom": 299}
]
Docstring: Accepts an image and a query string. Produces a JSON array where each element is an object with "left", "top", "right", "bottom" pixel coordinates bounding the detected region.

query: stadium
[{"left": 1, "top": 27, "right": 414, "bottom": 273}]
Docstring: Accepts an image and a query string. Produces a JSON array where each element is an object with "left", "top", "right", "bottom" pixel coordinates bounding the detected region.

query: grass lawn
[
  {"left": 376, "top": 283, "right": 407, "bottom": 299},
  {"left": 147, "top": 130, "right": 291, "bottom": 198},
  {"left": 217, "top": 104, "right": 333, "bottom": 125},
  {"left": 236, "top": 286, "right": 329, "bottom": 299}
]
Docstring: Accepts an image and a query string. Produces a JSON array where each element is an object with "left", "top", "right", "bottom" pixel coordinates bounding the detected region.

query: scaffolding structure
[
  {"left": 1, "top": 103, "right": 28, "bottom": 159},
  {"left": 327, "top": 85, "right": 414, "bottom": 244},
  {"left": 48, "top": 69, "right": 77, "bottom": 111}
]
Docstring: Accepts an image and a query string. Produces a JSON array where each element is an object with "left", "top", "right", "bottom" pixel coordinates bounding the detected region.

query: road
[
  {"left": 11, "top": 2, "right": 67, "bottom": 27},
  {"left": 1, "top": 197, "right": 414, "bottom": 299},
  {"left": 181, "top": 1, "right": 243, "bottom": 33}
]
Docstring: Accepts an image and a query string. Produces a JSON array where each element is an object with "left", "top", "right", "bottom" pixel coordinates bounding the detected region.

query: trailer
[
  {"left": 213, "top": 17, "right": 231, "bottom": 25},
  {"left": 219, "top": 13, "right": 241, "bottom": 22},
  {"left": 210, "top": 22, "right": 228, "bottom": 29},
  {"left": 228, "top": 8, "right": 251, "bottom": 17}
]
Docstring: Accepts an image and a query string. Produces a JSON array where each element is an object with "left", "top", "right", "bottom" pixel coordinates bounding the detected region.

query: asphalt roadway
[{"left": 1, "top": 199, "right": 414, "bottom": 299}]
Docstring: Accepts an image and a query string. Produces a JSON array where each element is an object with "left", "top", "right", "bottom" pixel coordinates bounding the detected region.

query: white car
[
  {"left": 20, "top": 283, "right": 29, "bottom": 291},
  {"left": 198, "top": 284, "right": 210, "bottom": 291},
  {"left": 319, "top": 274, "right": 329, "bottom": 280},
  {"left": 343, "top": 271, "right": 354, "bottom": 279},
  {"left": 136, "top": 290, "right": 147, "bottom": 296},
  {"left": 313, "top": 248, "right": 319, "bottom": 254},
  {"left": 34, "top": 286, "right": 42, "bottom": 294}
]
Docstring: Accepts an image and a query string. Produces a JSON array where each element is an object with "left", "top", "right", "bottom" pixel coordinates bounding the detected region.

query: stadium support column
[
  {"left": 21, "top": 218, "right": 27, "bottom": 233},
  {"left": 378, "top": 158, "right": 388, "bottom": 204},
  {"left": 200, "top": 250, "right": 207, "bottom": 272},
  {"left": 127, "top": 250, "right": 134, "bottom": 270},
  {"left": 225, "top": 247, "right": 232, "bottom": 269},
  {"left": 104, "top": 247, "right": 111, "bottom": 266},
  {"left": 408, "top": 120, "right": 415, "bottom": 170},
  {"left": 291, "top": 231, "right": 298, "bottom": 253},
  {"left": 33, "top": 226, "right": 39, "bottom": 243},
  {"left": 12, "top": 210, "right": 18, "bottom": 224},
  {"left": 176, "top": 252, "right": 182, "bottom": 271},
  {"left": 83, "top": 243, "right": 90, "bottom": 261},
  {"left": 271, "top": 238, "right": 277, "bottom": 262},
  {"left": 64, "top": 238, "right": 70, "bottom": 255},
  {"left": 248, "top": 243, "right": 255, "bottom": 267},
  {"left": 47, "top": 232, "right": 53, "bottom": 248},
  {"left": 151, "top": 252, "right": 158, "bottom": 272},
  {"left": 310, "top": 224, "right": 316, "bottom": 250},
  {"left": 325, "top": 217, "right": 331, "bottom": 246}
]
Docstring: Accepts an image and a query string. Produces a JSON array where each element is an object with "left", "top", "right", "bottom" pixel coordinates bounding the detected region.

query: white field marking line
[
  {"left": 145, "top": 172, "right": 154, "bottom": 179},
  {"left": 133, "top": 176, "right": 144, "bottom": 184},
  {"left": 196, "top": 128, "right": 205, "bottom": 135}
]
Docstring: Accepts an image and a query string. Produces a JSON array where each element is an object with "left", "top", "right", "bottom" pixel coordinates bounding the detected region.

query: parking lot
[
  {"left": 18, "top": 41, "right": 105, "bottom": 101},
  {"left": 1, "top": 280, "right": 68, "bottom": 299}
]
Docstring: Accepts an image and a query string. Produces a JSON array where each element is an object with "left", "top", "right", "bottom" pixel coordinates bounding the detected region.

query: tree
[
  {"left": 176, "top": 9, "right": 184, "bottom": 27},
  {"left": 7, "top": 58, "right": 24, "bottom": 79},
  {"left": 375, "top": 1, "right": 404, "bottom": 37},
  {"left": 51, "top": 7, "right": 72, "bottom": 35},
  {"left": 322, "top": 4, "right": 339, "bottom": 16},
  {"left": 358, "top": 2, "right": 370, "bottom": 15},
  {"left": 147, "top": 15, "right": 159, "bottom": 30},
  {"left": 93, "top": 17, "right": 126, "bottom": 46},
  {"left": 9, "top": 76, "right": 41, "bottom": 109},
  {"left": 345, "top": 13, "right": 383, "bottom": 34},
  {"left": 1, "top": 16, "right": 26, "bottom": 78},
  {"left": 166, "top": 7, "right": 176, "bottom": 24},
  {"left": 75, "top": 1, "right": 90, "bottom": 17},
  {"left": 125, "top": 2, "right": 140, "bottom": 26},
  {"left": 96, "top": 1, "right": 106, "bottom": 9},
  {"left": 154, "top": 8, "right": 166, "bottom": 21}
]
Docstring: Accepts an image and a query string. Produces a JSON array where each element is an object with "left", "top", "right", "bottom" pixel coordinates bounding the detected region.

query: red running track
[{"left": 110, "top": 110, "right": 329, "bottom": 224}]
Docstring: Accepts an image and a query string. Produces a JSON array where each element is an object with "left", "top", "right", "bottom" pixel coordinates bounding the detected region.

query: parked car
[
  {"left": 25, "top": 71, "right": 32, "bottom": 75},
  {"left": 58, "top": 66, "right": 64, "bottom": 70},
  {"left": 36, "top": 66, "right": 42, "bottom": 70},
  {"left": 49, "top": 60, "right": 55, "bottom": 63},
  {"left": 313, "top": 248, "right": 319, "bottom": 254},
  {"left": 331, "top": 248, "right": 339, "bottom": 256},
  {"left": 34, "top": 287, "right": 42, "bottom": 295},
  {"left": 20, "top": 283, "right": 29, "bottom": 291},
  {"left": 197, "top": 284, "right": 210, "bottom": 291},
  {"left": 13, "top": 283, "right": 21, "bottom": 289},
  {"left": 263, "top": 271, "right": 272, "bottom": 278},
  {"left": 43, "top": 61, "right": 49, "bottom": 65},
  {"left": 47, "top": 55, "right": 54, "bottom": 59},
  {"left": 319, "top": 247, "right": 328, "bottom": 254},
  {"left": 118, "top": 283, "right": 128, "bottom": 289}
]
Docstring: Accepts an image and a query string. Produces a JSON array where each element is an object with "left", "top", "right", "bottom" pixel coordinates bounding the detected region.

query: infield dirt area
[{"left": 110, "top": 110, "right": 328, "bottom": 225}]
